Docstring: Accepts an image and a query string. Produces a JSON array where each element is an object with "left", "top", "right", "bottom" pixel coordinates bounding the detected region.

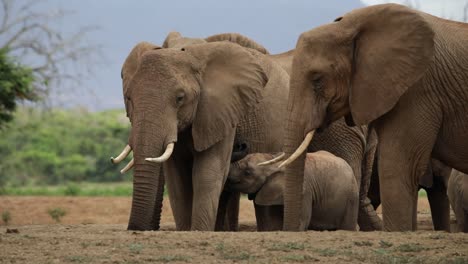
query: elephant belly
[{"left": 434, "top": 118, "right": 468, "bottom": 174}]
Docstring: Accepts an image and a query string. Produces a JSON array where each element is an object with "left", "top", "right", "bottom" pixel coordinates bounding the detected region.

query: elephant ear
[
  {"left": 255, "top": 173, "right": 284, "bottom": 206},
  {"left": 187, "top": 42, "right": 268, "bottom": 152},
  {"left": 347, "top": 4, "right": 435, "bottom": 125}
]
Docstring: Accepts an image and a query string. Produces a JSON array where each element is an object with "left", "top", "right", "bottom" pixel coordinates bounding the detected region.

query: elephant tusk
[
  {"left": 257, "top": 152, "right": 286, "bottom": 166},
  {"left": 111, "top": 145, "right": 132, "bottom": 164},
  {"left": 120, "top": 158, "right": 134, "bottom": 174},
  {"left": 278, "top": 131, "right": 315, "bottom": 169},
  {"left": 145, "top": 143, "right": 175, "bottom": 163}
]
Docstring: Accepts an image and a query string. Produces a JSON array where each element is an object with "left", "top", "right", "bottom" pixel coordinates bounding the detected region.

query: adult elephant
[
  {"left": 281, "top": 3, "right": 468, "bottom": 231},
  {"left": 160, "top": 31, "right": 273, "bottom": 231},
  {"left": 112, "top": 40, "right": 289, "bottom": 231}
]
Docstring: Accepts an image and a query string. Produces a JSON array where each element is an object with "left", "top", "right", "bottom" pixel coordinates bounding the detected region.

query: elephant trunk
[
  {"left": 127, "top": 118, "right": 176, "bottom": 231},
  {"left": 282, "top": 75, "right": 318, "bottom": 231},
  {"left": 283, "top": 123, "right": 307, "bottom": 231}
]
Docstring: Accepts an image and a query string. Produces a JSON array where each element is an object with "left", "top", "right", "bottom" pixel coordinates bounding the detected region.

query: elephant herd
[{"left": 110, "top": 4, "right": 468, "bottom": 233}]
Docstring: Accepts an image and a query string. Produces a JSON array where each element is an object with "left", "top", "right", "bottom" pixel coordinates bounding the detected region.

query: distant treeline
[{"left": 0, "top": 107, "right": 131, "bottom": 187}]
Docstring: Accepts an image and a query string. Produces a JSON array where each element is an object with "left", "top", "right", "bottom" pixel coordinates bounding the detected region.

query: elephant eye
[
  {"left": 312, "top": 75, "right": 324, "bottom": 92},
  {"left": 176, "top": 92, "right": 185, "bottom": 106}
]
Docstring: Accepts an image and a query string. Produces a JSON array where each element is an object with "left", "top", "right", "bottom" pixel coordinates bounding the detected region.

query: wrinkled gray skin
[
  {"left": 448, "top": 169, "right": 468, "bottom": 233},
  {"left": 121, "top": 34, "right": 289, "bottom": 231},
  {"left": 283, "top": 3, "right": 468, "bottom": 231},
  {"left": 369, "top": 158, "right": 452, "bottom": 231},
  {"left": 227, "top": 151, "right": 358, "bottom": 231}
]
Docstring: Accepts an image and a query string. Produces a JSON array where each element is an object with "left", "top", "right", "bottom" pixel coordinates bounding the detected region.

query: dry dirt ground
[{"left": 0, "top": 196, "right": 467, "bottom": 263}]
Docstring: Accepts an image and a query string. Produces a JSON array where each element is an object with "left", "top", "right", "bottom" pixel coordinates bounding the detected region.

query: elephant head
[
  {"left": 113, "top": 41, "right": 267, "bottom": 230},
  {"left": 281, "top": 4, "right": 435, "bottom": 230},
  {"left": 227, "top": 153, "right": 284, "bottom": 205}
]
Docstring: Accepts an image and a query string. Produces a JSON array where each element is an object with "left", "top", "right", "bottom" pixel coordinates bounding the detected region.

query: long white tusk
[
  {"left": 120, "top": 158, "right": 134, "bottom": 174},
  {"left": 278, "top": 131, "right": 315, "bottom": 169},
  {"left": 111, "top": 145, "right": 132, "bottom": 164},
  {"left": 145, "top": 143, "right": 175, "bottom": 163},
  {"left": 257, "top": 152, "right": 286, "bottom": 166}
]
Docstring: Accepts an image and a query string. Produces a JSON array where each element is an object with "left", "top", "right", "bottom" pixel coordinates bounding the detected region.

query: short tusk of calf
[
  {"left": 257, "top": 152, "right": 286, "bottom": 166},
  {"left": 278, "top": 131, "right": 315, "bottom": 169},
  {"left": 145, "top": 143, "right": 175, "bottom": 163},
  {"left": 120, "top": 158, "right": 134, "bottom": 174},
  {"left": 111, "top": 145, "right": 132, "bottom": 164}
]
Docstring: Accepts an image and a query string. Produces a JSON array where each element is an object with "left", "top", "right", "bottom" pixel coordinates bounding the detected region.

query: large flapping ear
[
  {"left": 346, "top": 4, "right": 434, "bottom": 125},
  {"left": 255, "top": 173, "right": 284, "bottom": 206},
  {"left": 122, "top": 42, "right": 161, "bottom": 97},
  {"left": 186, "top": 42, "right": 268, "bottom": 152},
  {"left": 205, "top": 33, "right": 270, "bottom": 54}
]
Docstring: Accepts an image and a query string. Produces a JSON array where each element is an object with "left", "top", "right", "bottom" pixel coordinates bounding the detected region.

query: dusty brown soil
[{"left": 0, "top": 196, "right": 467, "bottom": 263}]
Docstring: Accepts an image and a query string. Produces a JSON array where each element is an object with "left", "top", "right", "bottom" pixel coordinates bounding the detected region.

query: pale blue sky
[{"left": 3, "top": 0, "right": 467, "bottom": 110}]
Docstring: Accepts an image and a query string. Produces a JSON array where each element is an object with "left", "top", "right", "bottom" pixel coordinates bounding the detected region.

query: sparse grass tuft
[
  {"left": 379, "top": 240, "right": 393, "bottom": 248},
  {"left": 269, "top": 242, "right": 306, "bottom": 252},
  {"left": 315, "top": 248, "right": 338, "bottom": 257},
  {"left": 47, "top": 207, "right": 66, "bottom": 223},
  {"left": 354, "top": 241, "right": 373, "bottom": 247},
  {"left": 215, "top": 242, "right": 254, "bottom": 261},
  {"left": 129, "top": 243, "right": 143, "bottom": 254},
  {"left": 2, "top": 210, "right": 11, "bottom": 225},
  {"left": 396, "top": 243, "right": 427, "bottom": 253}
]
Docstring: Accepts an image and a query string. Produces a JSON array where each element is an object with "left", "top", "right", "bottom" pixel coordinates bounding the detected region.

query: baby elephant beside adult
[
  {"left": 227, "top": 151, "right": 359, "bottom": 231},
  {"left": 448, "top": 170, "right": 468, "bottom": 233}
]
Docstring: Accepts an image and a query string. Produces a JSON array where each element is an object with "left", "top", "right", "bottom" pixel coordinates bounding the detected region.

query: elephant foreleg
[
  {"left": 164, "top": 135, "right": 194, "bottom": 231},
  {"left": 375, "top": 109, "right": 439, "bottom": 231},
  {"left": 191, "top": 130, "right": 236, "bottom": 231}
]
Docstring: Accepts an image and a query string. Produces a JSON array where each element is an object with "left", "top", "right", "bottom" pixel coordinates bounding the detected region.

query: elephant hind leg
[{"left": 425, "top": 179, "right": 450, "bottom": 231}]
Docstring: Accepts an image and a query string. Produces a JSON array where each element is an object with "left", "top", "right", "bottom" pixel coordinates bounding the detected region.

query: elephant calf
[
  {"left": 448, "top": 169, "right": 468, "bottom": 233},
  {"left": 227, "top": 151, "right": 358, "bottom": 231}
]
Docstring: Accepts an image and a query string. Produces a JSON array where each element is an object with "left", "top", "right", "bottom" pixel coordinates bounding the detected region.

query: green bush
[
  {"left": 0, "top": 107, "right": 131, "bottom": 187},
  {"left": 2, "top": 210, "right": 11, "bottom": 225},
  {"left": 47, "top": 207, "right": 67, "bottom": 223}
]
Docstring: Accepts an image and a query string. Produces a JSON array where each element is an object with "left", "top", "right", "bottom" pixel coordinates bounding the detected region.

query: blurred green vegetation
[
  {"left": 2, "top": 182, "right": 133, "bottom": 196},
  {"left": 0, "top": 107, "right": 132, "bottom": 192}
]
